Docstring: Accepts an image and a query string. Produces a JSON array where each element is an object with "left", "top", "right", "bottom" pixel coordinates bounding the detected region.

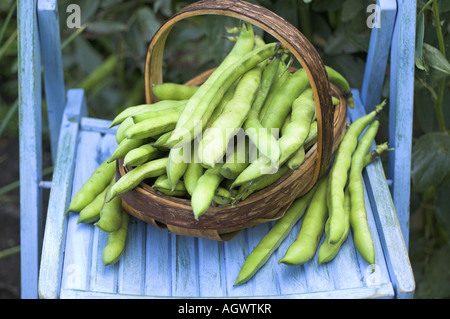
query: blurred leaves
[{"left": 411, "top": 132, "right": 450, "bottom": 193}]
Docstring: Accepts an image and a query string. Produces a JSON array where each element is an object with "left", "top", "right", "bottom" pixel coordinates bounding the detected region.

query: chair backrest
[{"left": 17, "top": 0, "right": 415, "bottom": 299}]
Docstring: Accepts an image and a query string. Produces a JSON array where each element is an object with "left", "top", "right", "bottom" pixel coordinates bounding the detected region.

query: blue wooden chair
[{"left": 18, "top": 0, "right": 416, "bottom": 299}]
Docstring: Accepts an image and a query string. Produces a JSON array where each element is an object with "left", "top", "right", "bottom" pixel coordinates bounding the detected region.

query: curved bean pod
[
  {"left": 102, "top": 210, "right": 129, "bottom": 266},
  {"left": 123, "top": 143, "right": 163, "bottom": 167},
  {"left": 348, "top": 120, "right": 380, "bottom": 264},
  {"left": 278, "top": 177, "right": 328, "bottom": 265},
  {"left": 233, "top": 184, "right": 318, "bottom": 286},
  {"left": 166, "top": 23, "right": 255, "bottom": 148},
  {"left": 106, "top": 157, "right": 168, "bottom": 202},
  {"left": 166, "top": 41, "right": 280, "bottom": 148},
  {"left": 153, "top": 83, "right": 198, "bottom": 101},
  {"left": 199, "top": 66, "right": 262, "bottom": 168},
  {"left": 327, "top": 100, "right": 384, "bottom": 244},
  {"left": 191, "top": 164, "right": 224, "bottom": 220},
  {"left": 67, "top": 159, "right": 117, "bottom": 213}
]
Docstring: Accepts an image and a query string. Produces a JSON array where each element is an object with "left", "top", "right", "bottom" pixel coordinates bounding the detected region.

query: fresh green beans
[
  {"left": 318, "top": 142, "right": 390, "bottom": 264},
  {"left": 107, "top": 137, "right": 152, "bottom": 163},
  {"left": 124, "top": 110, "right": 182, "bottom": 140},
  {"left": 199, "top": 66, "right": 262, "bottom": 168},
  {"left": 95, "top": 192, "right": 123, "bottom": 232},
  {"left": 153, "top": 174, "right": 188, "bottom": 197},
  {"left": 348, "top": 120, "right": 380, "bottom": 264},
  {"left": 166, "top": 41, "right": 280, "bottom": 148},
  {"left": 123, "top": 143, "right": 163, "bottom": 167},
  {"left": 106, "top": 157, "right": 168, "bottom": 201},
  {"left": 152, "top": 83, "right": 198, "bottom": 101},
  {"left": 77, "top": 176, "right": 114, "bottom": 224},
  {"left": 132, "top": 100, "right": 186, "bottom": 123},
  {"left": 67, "top": 159, "right": 117, "bottom": 213},
  {"left": 183, "top": 147, "right": 204, "bottom": 196},
  {"left": 102, "top": 210, "right": 129, "bottom": 266},
  {"left": 233, "top": 185, "right": 318, "bottom": 286},
  {"left": 278, "top": 177, "right": 328, "bottom": 265},
  {"left": 261, "top": 68, "right": 310, "bottom": 131},
  {"left": 327, "top": 100, "right": 384, "bottom": 244},
  {"left": 243, "top": 55, "right": 281, "bottom": 164},
  {"left": 325, "top": 66, "right": 355, "bottom": 109},
  {"left": 191, "top": 164, "right": 224, "bottom": 219},
  {"left": 278, "top": 88, "right": 315, "bottom": 164},
  {"left": 165, "top": 23, "right": 256, "bottom": 148},
  {"left": 234, "top": 165, "right": 290, "bottom": 203}
]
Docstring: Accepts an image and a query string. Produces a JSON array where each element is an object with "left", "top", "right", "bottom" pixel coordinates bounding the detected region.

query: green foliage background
[{"left": 0, "top": 0, "right": 449, "bottom": 298}]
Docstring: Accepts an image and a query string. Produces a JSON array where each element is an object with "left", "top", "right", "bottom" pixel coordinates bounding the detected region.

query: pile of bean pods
[{"left": 66, "top": 23, "right": 387, "bottom": 269}]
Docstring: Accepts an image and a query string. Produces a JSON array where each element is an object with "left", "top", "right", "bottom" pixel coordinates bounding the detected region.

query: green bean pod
[
  {"left": 152, "top": 131, "right": 173, "bottom": 150},
  {"left": 109, "top": 104, "right": 150, "bottom": 128},
  {"left": 233, "top": 184, "right": 318, "bottom": 286},
  {"left": 286, "top": 146, "right": 305, "bottom": 170},
  {"left": 278, "top": 177, "right": 328, "bottom": 265},
  {"left": 184, "top": 147, "right": 204, "bottom": 196},
  {"left": 318, "top": 187, "right": 351, "bottom": 264},
  {"left": 259, "top": 57, "right": 290, "bottom": 122},
  {"left": 220, "top": 137, "right": 250, "bottom": 180},
  {"left": 152, "top": 175, "right": 188, "bottom": 197},
  {"left": 278, "top": 88, "right": 316, "bottom": 164},
  {"left": 166, "top": 23, "right": 255, "bottom": 148},
  {"left": 107, "top": 137, "right": 152, "bottom": 163},
  {"left": 199, "top": 66, "right": 262, "bottom": 168},
  {"left": 77, "top": 176, "right": 114, "bottom": 224},
  {"left": 132, "top": 100, "right": 186, "bottom": 123},
  {"left": 166, "top": 41, "right": 280, "bottom": 149},
  {"left": 348, "top": 120, "right": 380, "bottom": 265},
  {"left": 95, "top": 184, "right": 123, "bottom": 233},
  {"left": 234, "top": 165, "right": 290, "bottom": 203},
  {"left": 166, "top": 145, "right": 190, "bottom": 190},
  {"left": 191, "top": 164, "right": 224, "bottom": 220},
  {"left": 124, "top": 110, "right": 182, "bottom": 140},
  {"left": 103, "top": 210, "right": 129, "bottom": 266},
  {"left": 152, "top": 83, "right": 198, "bottom": 101},
  {"left": 318, "top": 142, "right": 389, "bottom": 264},
  {"left": 213, "top": 187, "right": 233, "bottom": 205},
  {"left": 325, "top": 66, "right": 355, "bottom": 109},
  {"left": 115, "top": 117, "right": 135, "bottom": 144},
  {"left": 261, "top": 68, "right": 310, "bottom": 131},
  {"left": 106, "top": 157, "right": 168, "bottom": 202},
  {"left": 67, "top": 159, "right": 117, "bottom": 213},
  {"left": 327, "top": 100, "right": 384, "bottom": 244},
  {"left": 123, "top": 143, "right": 163, "bottom": 167}
]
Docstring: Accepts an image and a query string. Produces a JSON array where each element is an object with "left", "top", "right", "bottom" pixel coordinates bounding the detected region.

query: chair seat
[{"left": 38, "top": 89, "right": 414, "bottom": 299}]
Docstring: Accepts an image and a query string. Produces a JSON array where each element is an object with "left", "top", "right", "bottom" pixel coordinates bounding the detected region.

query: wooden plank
[
  {"left": 197, "top": 238, "right": 226, "bottom": 297},
  {"left": 117, "top": 216, "right": 147, "bottom": 295},
  {"left": 171, "top": 235, "right": 199, "bottom": 297},
  {"left": 144, "top": 225, "right": 172, "bottom": 296},
  {"left": 60, "top": 130, "right": 102, "bottom": 293},
  {"left": 388, "top": 0, "right": 416, "bottom": 249},
  {"left": 18, "top": 0, "right": 43, "bottom": 299},
  {"left": 37, "top": 0, "right": 66, "bottom": 163},
  {"left": 360, "top": 0, "right": 396, "bottom": 112},
  {"left": 38, "top": 89, "right": 88, "bottom": 299}
]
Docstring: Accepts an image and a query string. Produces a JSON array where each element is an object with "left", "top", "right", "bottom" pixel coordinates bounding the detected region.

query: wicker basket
[{"left": 116, "top": 0, "right": 349, "bottom": 241}]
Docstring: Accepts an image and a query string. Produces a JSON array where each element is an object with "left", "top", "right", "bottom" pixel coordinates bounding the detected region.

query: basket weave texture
[{"left": 117, "top": 0, "right": 349, "bottom": 241}]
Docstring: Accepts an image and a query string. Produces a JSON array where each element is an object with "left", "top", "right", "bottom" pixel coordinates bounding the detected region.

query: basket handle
[{"left": 144, "top": 0, "right": 334, "bottom": 185}]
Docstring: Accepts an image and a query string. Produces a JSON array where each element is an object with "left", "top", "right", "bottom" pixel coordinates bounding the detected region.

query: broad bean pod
[
  {"left": 278, "top": 177, "right": 328, "bottom": 265},
  {"left": 233, "top": 184, "right": 318, "bottom": 286},
  {"left": 102, "top": 210, "right": 129, "bottom": 266},
  {"left": 327, "top": 100, "right": 384, "bottom": 244},
  {"left": 348, "top": 120, "right": 380, "bottom": 264},
  {"left": 106, "top": 157, "right": 168, "bottom": 202},
  {"left": 67, "top": 159, "right": 116, "bottom": 213}
]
